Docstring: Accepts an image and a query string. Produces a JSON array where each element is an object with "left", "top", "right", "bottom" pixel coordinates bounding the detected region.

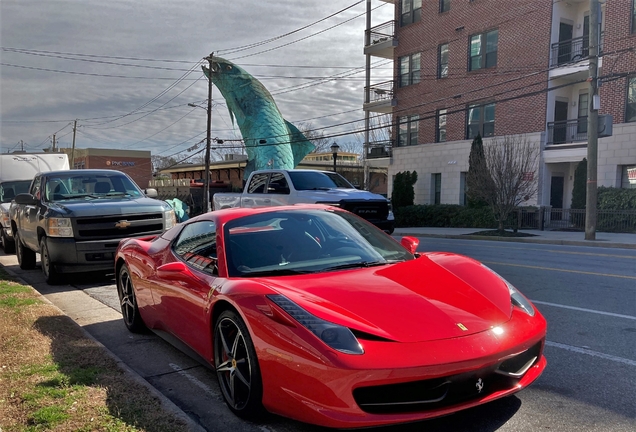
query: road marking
[
  {"left": 169, "top": 363, "right": 218, "bottom": 397},
  {"left": 546, "top": 341, "right": 636, "bottom": 367},
  {"left": 531, "top": 300, "right": 636, "bottom": 320},
  {"left": 482, "top": 260, "right": 636, "bottom": 280}
]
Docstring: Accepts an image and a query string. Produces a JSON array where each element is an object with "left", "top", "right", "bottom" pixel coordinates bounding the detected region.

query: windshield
[
  {"left": 0, "top": 180, "right": 31, "bottom": 203},
  {"left": 44, "top": 173, "right": 143, "bottom": 202},
  {"left": 224, "top": 209, "right": 413, "bottom": 277},
  {"left": 288, "top": 171, "right": 354, "bottom": 190}
]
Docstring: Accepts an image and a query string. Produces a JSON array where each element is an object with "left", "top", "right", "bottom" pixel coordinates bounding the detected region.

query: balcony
[
  {"left": 547, "top": 117, "right": 588, "bottom": 145},
  {"left": 549, "top": 33, "right": 604, "bottom": 80},
  {"left": 364, "top": 21, "right": 397, "bottom": 59},
  {"left": 363, "top": 80, "right": 396, "bottom": 113},
  {"left": 366, "top": 140, "right": 393, "bottom": 159}
]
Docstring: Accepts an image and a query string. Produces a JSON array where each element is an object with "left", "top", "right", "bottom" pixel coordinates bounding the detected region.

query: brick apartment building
[
  {"left": 364, "top": 0, "right": 636, "bottom": 208},
  {"left": 60, "top": 148, "right": 152, "bottom": 189}
]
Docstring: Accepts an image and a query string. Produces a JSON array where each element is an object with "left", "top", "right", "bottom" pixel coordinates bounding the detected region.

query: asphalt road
[{"left": 1, "top": 236, "right": 635, "bottom": 432}]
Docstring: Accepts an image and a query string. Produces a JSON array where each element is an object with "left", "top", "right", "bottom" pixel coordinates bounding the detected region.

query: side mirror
[
  {"left": 14, "top": 193, "right": 38, "bottom": 205},
  {"left": 157, "top": 261, "right": 193, "bottom": 279},
  {"left": 400, "top": 236, "right": 419, "bottom": 254},
  {"left": 145, "top": 188, "right": 158, "bottom": 198}
]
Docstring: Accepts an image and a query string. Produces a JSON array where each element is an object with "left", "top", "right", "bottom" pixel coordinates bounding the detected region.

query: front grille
[
  {"left": 353, "top": 342, "right": 542, "bottom": 414},
  {"left": 74, "top": 213, "right": 164, "bottom": 240},
  {"left": 339, "top": 200, "right": 389, "bottom": 222}
]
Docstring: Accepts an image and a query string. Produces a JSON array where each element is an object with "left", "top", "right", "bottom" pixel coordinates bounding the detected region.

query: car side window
[
  {"left": 267, "top": 172, "right": 290, "bottom": 194},
  {"left": 30, "top": 175, "right": 42, "bottom": 200},
  {"left": 247, "top": 173, "right": 268, "bottom": 194},
  {"left": 173, "top": 221, "right": 217, "bottom": 275}
]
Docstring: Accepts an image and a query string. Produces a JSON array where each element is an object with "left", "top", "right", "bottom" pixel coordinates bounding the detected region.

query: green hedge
[
  {"left": 598, "top": 187, "right": 636, "bottom": 210},
  {"left": 395, "top": 205, "right": 498, "bottom": 229}
]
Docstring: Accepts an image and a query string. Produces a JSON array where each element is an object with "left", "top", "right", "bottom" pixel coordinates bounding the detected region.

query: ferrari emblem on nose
[
  {"left": 476, "top": 378, "right": 484, "bottom": 393},
  {"left": 115, "top": 220, "right": 131, "bottom": 229},
  {"left": 456, "top": 323, "right": 468, "bottom": 331}
]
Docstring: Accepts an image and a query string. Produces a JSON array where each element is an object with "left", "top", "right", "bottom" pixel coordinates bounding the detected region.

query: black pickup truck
[{"left": 10, "top": 169, "right": 176, "bottom": 284}]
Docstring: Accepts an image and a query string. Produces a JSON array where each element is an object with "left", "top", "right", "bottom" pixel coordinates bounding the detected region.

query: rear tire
[
  {"left": 15, "top": 231, "right": 36, "bottom": 270},
  {"left": 40, "top": 236, "right": 64, "bottom": 285},
  {"left": 1, "top": 230, "right": 15, "bottom": 254},
  {"left": 117, "top": 264, "right": 146, "bottom": 333}
]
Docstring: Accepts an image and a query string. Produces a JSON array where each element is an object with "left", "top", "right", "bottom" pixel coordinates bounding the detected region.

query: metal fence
[{"left": 511, "top": 207, "right": 636, "bottom": 233}]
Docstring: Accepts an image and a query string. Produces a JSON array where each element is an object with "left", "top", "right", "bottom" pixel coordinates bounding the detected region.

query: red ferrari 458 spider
[{"left": 115, "top": 204, "right": 547, "bottom": 428}]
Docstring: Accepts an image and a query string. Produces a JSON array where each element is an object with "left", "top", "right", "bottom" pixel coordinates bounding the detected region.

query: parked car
[
  {"left": 10, "top": 169, "right": 176, "bottom": 284},
  {"left": 212, "top": 169, "right": 394, "bottom": 233},
  {"left": 0, "top": 152, "right": 69, "bottom": 253},
  {"left": 115, "top": 204, "right": 547, "bottom": 428}
]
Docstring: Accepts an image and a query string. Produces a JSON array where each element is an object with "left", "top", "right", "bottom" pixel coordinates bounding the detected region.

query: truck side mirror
[
  {"left": 14, "top": 193, "right": 38, "bottom": 205},
  {"left": 145, "top": 188, "right": 158, "bottom": 198}
]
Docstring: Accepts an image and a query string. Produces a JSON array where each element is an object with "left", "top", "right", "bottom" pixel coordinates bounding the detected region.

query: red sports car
[{"left": 115, "top": 204, "right": 547, "bottom": 428}]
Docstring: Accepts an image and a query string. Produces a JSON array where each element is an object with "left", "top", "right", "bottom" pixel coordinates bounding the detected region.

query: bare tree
[
  {"left": 296, "top": 122, "right": 332, "bottom": 153},
  {"left": 467, "top": 135, "right": 539, "bottom": 232}
]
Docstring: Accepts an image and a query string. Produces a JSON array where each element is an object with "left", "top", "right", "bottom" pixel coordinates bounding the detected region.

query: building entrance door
[
  {"left": 554, "top": 101, "right": 568, "bottom": 144},
  {"left": 550, "top": 176, "right": 565, "bottom": 220}
]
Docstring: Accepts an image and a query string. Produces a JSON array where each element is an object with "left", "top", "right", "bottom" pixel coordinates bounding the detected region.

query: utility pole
[
  {"left": 363, "top": 0, "right": 371, "bottom": 191},
  {"left": 52, "top": 134, "right": 56, "bottom": 152},
  {"left": 203, "top": 53, "right": 214, "bottom": 213},
  {"left": 585, "top": 0, "right": 600, "bottom": 240},
  {"left": 71, "top": 120, "right": 77, "bottom": 168}
]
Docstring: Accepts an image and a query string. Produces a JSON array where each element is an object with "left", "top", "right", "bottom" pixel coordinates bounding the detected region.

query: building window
[
  {"left": 401, "top": 0, "right": 422, "bottom": 26},
  {"left": 577, "top": 93, "right": 588, "bottom": 135},
  {"left": 440, "top": 0, "right": 450, "bottom": 13},
  {"left": 399, "top": 53, "right": 421, "bottom": 87},
  {"left": 627, "top": 76, "right": 636, "bottom": 122},
  {"left": 436, "top": 109, "right": 447, "bottom": 142},
  {"left": 622, "top": 165, "right": 636, "bottom": 189},
  {"left": 467, "top": 103, "right": 495, "bottom": 139},
  {"left": 398, "top": 115, "right": 419, "bottom": 147},
  {"left": 432, "top": 173, "right": 442, "bottom": 204},
  {"left": 438, "top": 43, "right": 449, "bottom": 78},
  {"left": 469, "top": 29, "right": 498, "bottom": 71}
]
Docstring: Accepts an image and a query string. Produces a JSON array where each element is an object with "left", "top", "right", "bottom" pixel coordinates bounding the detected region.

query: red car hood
[{"left": 262, "top": 253, "right": 513, "bottom": 343}]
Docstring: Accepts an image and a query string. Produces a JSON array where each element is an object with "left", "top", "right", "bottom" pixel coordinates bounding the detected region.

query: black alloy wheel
[
  {"left": 214, "top": 310, "right": 263, "bottom": 418},
  {"left": 117, "top": 264, "right": 146, "bottom": 333},
  {"left": 15, "top": 231, "right": 36, "bottom": 270},
  {"left": 40, "top": 237, "right": 63, "bottom": 285}
]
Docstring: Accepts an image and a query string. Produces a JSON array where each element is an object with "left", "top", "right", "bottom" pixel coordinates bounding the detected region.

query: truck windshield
[
  {"left": 0, "top": 180, "right": 31, "bottom": 203},
  {"left": 44, "top": 173, "right": 143, "bottom": 202},
  {"left": 288, "top": 171, "right": 354, "bottom": 190}
]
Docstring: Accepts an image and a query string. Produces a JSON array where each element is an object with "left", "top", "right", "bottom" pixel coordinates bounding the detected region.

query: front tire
[
  {"left": 40, "top": 237, "right": 64, "bottom": 285},
  {"left": 214, "top": 310, "right": 263, "bottom": 419},
  {"left": 117, "top": 264, "right": 146, "bottom": 333},
  {"left": 15, "top": 231, "right": 36, "bottom": 270}
]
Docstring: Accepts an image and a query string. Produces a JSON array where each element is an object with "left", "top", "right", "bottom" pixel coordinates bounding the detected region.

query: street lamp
[{"left": 330, "top": 142, "right": 340, "bottom": 172}]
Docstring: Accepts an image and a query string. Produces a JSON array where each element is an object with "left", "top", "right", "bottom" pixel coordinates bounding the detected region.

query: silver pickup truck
[{"left": 213, "top": 169, "right": 394, "bottom": 233}]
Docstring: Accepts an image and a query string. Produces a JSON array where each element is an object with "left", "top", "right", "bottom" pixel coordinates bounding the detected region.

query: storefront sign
[{"left": 107, "top": 160, "right": 135, "bottom": 167}]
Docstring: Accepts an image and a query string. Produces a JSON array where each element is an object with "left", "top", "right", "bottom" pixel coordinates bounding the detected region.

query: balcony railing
[
  {"left": 550, "top": 33, "right": 604, "bottom": 67},
  {"left": 365, "top": 20, "right": 395, "bottom": 47},
  {"left": 366, "top": 140, "right": 393, "bottom": 158},
  {"left": 547, "top": 117, "right": 588, "bottom": 145},
  {"left": 365, "top": 80, "right": 394, "bottom": 104}
]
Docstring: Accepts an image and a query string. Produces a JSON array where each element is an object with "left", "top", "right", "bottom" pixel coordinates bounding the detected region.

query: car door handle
[{"left": 263, "top": 199, "right": 271, "bottom": 203}]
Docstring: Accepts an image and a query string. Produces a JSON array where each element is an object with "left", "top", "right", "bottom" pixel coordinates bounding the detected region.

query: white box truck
[{"left": 0, "top": 153, "right": 69, "bottom": 252}]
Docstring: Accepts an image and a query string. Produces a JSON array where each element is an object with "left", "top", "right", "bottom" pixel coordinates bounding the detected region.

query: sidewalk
[{"left": 392, "top": 227, "right": 636, "bottom": 249}]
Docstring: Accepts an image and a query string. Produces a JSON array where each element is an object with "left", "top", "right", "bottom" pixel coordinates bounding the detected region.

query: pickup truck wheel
[
  {"left": 117, "top": 264, "right": 146, "bottom": 333},
  {"left": 15, "top": 231, "right": 36, "bottom": 270},
  {"left": 40, "top": 237, "right": 64, "bottom": 285},
  {"left": 1, "top": 230, "right": 15, "bottom": 254}
]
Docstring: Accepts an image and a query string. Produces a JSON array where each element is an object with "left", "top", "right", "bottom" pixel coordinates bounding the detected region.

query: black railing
[
  {"left": 366, "top": 20, "right": 396, "bottom": 47},
  {"left": 366, "top": 140, "right": 393, "bottom": 159},
  {"left": 547, "top": 117, "right": 588, "bottom": 145},
  {"left": 550, "top": 33, "right": 604, "bottom": 67},
  {"left": 365, "top": 80, "right": 394, "bottom": 104},
  {"left": 539, "top": 208, "right": 636, "bottom": 233}
]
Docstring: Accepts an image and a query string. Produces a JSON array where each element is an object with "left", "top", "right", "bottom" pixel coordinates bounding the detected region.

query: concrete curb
[
  {"left": 394, "top": 232, "right": 636, "bottom": 250},
  {"left": 0, "top": 264, "right": 206, "bottom": 432}
]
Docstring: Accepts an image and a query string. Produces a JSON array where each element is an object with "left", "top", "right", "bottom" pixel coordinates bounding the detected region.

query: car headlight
[
  {"left": 482, "top": 265, "right": 535, "bottom": 316},
  {"left": 47, "top": 217, "right": 73, "bottom": 237},
  {"left": 267, "top": 294, "right": 364, "bottom": 355},
  {"left": 164, "top": 209, "right": 176, "bottom": 230}
]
